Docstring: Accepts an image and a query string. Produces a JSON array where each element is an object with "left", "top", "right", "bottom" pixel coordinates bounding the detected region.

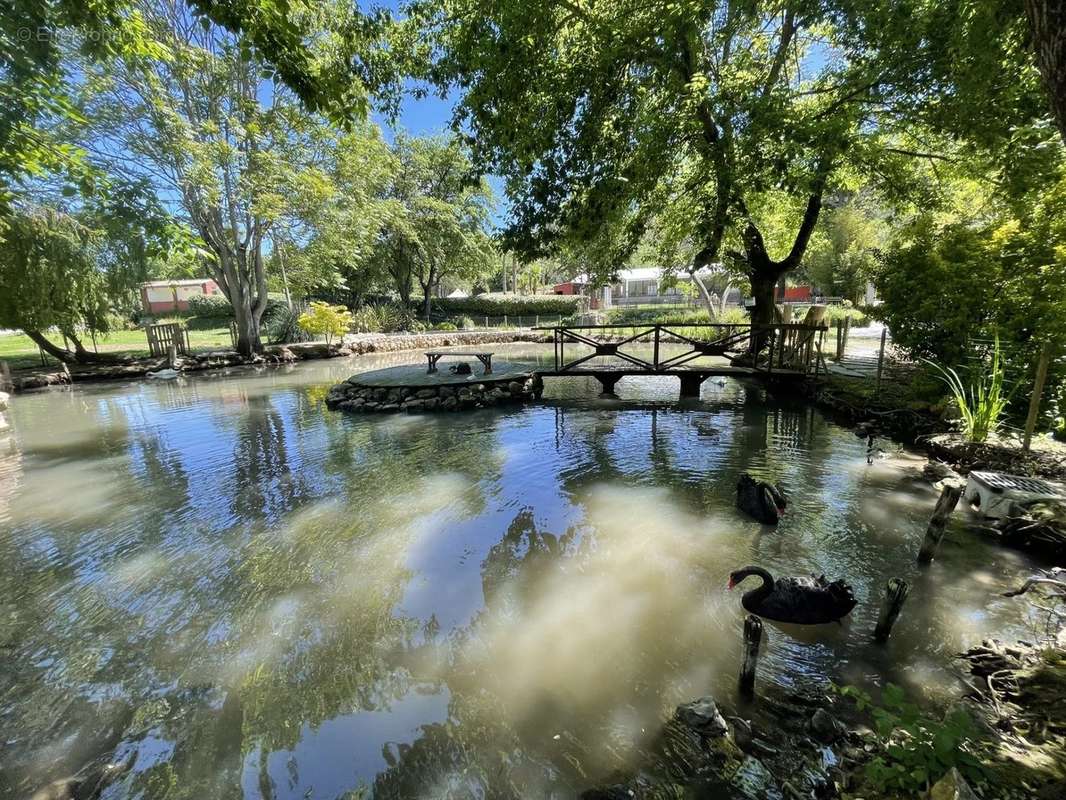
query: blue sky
[
  {"left": 373, "top": 87, "right": 510, "bottom": 228},
  {"left": 367, "top": 2, "right": 510, "bottom": 228}
]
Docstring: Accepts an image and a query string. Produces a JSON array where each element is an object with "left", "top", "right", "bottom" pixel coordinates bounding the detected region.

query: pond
[{"left": 0, "top": 343, "right": 1046, "bottom": 798}]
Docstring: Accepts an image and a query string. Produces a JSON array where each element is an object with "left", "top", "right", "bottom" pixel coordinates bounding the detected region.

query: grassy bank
[{"left": 0, "top": 319, "right": 233, "bottom": 371}]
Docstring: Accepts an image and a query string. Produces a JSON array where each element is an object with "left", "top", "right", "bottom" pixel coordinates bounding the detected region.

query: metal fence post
[{"left": 1023, "top": 342, "right": 1053, "bottom": 451}]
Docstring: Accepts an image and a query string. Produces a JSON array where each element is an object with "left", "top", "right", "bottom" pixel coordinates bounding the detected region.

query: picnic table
[{"left": 425, "top": 351, "right": 494, "bottom": 375}]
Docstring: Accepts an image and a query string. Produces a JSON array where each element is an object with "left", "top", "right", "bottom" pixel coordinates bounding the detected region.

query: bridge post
[
  {"left": 678, "top": 373, "right": 705, "bottom": 399},
  {"left": 595, "top": 373, "right": 622, "bottom": 397}
]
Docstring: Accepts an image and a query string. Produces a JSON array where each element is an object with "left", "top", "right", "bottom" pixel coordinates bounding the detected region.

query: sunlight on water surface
[{"left": 0, "top": 344, "right": 1048, "bottom": 798}]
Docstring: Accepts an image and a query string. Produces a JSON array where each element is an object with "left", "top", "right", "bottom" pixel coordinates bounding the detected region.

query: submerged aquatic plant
[{"left": 925, "top": 336, "right": 1014, "bottom": 443}]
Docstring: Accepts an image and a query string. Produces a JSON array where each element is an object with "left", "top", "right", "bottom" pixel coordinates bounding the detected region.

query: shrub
[
  {"left": 434, "top": 321, "right": 458, "bottom": 331},
  {"left": 376, "top": 302, "right": 421, "bottom": 333},
  {"left": 925, "top": 336, "right": 1015, "bottom": 443},
  {"left": 350, "top": 306, "right": 383, "bottom": 333},
  {"left": 457, "top": 316, "right": 476, "bottom": 330},
  {"left": 263, "top": 303, "right": 314, "bottom": 345},
  {"left": 187, "top": 294, "right": 234, "bottom": 317},
  {"left": 431, "top": 293, "right": 586, "bottom": 317},
  {"left": 297, "top": 302, "right": 352, "bottom": 345},
  {"left": 348, "top": 302, "right": 427, "bottom": 333},
  {"left": 836, "top": 683, "right": 987, "bottom": 795}
]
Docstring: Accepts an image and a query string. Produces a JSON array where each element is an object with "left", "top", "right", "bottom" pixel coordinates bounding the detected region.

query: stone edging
[{"left": 325, "top": 373, "right": 543, "bottom": 414}]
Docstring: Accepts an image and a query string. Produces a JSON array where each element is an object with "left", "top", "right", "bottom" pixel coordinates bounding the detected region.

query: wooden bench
[{"left": 426, "top": 351, "right": 494, "bottom": 374}]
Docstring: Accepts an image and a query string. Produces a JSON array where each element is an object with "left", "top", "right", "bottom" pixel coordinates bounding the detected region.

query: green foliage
[
  {"left": 406, "top": 0, "right": 1052, "bottom": 321},
  {"left": 185, "top": 0, "right": 399, "bottom": 124},
  {"left": 369, "top": 135, "right": 496, "bottom": 316},
  {"left": 925, "top": 337, "right": 1015, "bottom": 443},
  {"left": 817, "top": 305, "right": 872, "bottom": 327},
  {"left": 348, "top": 303, "right": 425, "bottom": 334},
  {"left": 804, "top": 196, "right": 886, "bottom": 303},
  {"left": 432, "top": 294, "right": 584, "bottom": 318},
  {"left": 297, "top": 301, "right": 352, "bottom": 345},
  {"left": 262, "top": 303, "right": 314, "bottom": 345},
  {"left": 434, "top": 321, "right": 457, "bottom": 331},
  {"left": 605, "top": 306, "right": 749, "bottom": 327},
  {"left": 836, "top": 683, "right": 987, "bottom": 795},
  {"left": 456, "top": 315, "right": 476, "bottom": 330},
  {"left": 877, "top": 166, "right": 1066, "bottom": 362},
  {"left": 0, "top": 197, "right": 168, "bottom": 352},
  {"left": 875, "top": 220, "right": 1004, "bottom": 365},
  {"left": 1053, "top": 417, "right": 1066, "bottom": 442},
  {"left": 186, "top": 294, "right": 234, "bottom": 317},
  {"left": 349, "top": 305, "right": 383, "bottom": 334}
]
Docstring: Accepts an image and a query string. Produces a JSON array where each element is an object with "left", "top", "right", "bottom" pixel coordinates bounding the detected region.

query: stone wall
[{"left": 326, "top": 374, "right": 542, "bottom": 414}]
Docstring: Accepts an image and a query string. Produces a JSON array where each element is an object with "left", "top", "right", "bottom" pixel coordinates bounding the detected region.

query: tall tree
[
  {"left": 0, "top": 189, "right": 172, "bottom": 362},
  {"left": 407, "top": 0, "right": 1048, "bottom": 326},
  {"left": 370, "top": 135, "right": 494, "bottom": 318},
  {"left": 78, "top": 1, "right": 364, "bottom": 355},
  {"left": 1025, "top": 1, "right": 1066, "bottom": 143}
]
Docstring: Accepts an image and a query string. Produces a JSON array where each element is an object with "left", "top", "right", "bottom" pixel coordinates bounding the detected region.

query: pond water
[{"left": 0, "top": 343, "right": 1047, "bottom": 799}]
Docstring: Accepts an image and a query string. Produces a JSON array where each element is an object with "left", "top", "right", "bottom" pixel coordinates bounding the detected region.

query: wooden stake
[
  {"left": 739, "top": 614, "right": 763, "bottom": 698},
  {"left": 1022, "top": 342, "right": 1052, "bottom": 452},
  {"left": 917, "top": 484, "right": 963, "bottom": 563},
  {"left": 874, "top": 578, "right": 910, "bottom": 642},
  {"left": 875, "top": 328, "right": 888, "bottom": 393}
]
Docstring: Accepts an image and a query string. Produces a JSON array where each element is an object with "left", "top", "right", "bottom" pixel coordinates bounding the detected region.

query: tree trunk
[
  {"left": 749, "top": 269, "right": 779, "bottom": 327},
  {"left": 1025, "top": 0, "right": 1066, "bottom": 145},
  {"left": 687, "top": 269, "right": 717, "bottom": 317},
  {"left": 233, "top": 301, "right": 263, "bottom": 357},
  {"left": 24, "top": 330, "right": 79, "bottom": 363},
  {"left": 214, "top": 247, "right": 267, "bottom": 358},
  {"left": 720, "top": 283, "right": 734, "bottom": 317}
]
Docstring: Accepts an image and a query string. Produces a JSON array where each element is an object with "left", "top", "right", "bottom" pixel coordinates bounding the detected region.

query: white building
[{"left": 556, "top": 266, "right": 740, "bottom": 307}]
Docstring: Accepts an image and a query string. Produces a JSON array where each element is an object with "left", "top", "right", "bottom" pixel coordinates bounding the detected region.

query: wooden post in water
[
  {"left": 167, "top": 342, "right": 178, "bottom": 369},
  {"left": 875, "top": 328, "right": 888, "bottom": 394},
  {"left": 1022, "top": 342, "right": 1052, "bottom": 452},
  {"left": 873, "top": 578, "right": 910, "bottom": 642},
  {"left": 739, "top": 614, "right": 763, "bottom": 698},
  {"left": 917, "top": 484, "right": 963, "bottom": 563}
]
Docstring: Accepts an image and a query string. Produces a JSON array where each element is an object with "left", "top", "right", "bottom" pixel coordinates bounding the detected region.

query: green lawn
[{"left": 0, "top": 325, "right": 234, "bottom": 371}]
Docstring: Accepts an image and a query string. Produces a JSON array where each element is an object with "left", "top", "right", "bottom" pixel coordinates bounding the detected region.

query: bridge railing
[{"left": 535, "top": 322, "right": 829, "bottom": 375}]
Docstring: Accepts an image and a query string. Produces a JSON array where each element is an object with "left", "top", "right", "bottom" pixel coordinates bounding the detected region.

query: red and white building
[{"left": 140, "top": 279, "right": 222, "bottom": 314}]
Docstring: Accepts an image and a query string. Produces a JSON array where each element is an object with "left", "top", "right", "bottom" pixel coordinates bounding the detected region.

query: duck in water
[{"left": 727, "top": 566, "right": 857, "bottom": 624}]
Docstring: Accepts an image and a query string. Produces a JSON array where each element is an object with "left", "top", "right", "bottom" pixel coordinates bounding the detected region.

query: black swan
[
  {"left": 727, "top": 566, "right": 857, "bottom": 624},
  {"left": 735, "top": 473, "right": 787, "bottom": 524}
]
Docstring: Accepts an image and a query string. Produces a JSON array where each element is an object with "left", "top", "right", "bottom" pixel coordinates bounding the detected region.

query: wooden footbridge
[{"left": 533, "top": 322, "right": 829, "bottom": 398}]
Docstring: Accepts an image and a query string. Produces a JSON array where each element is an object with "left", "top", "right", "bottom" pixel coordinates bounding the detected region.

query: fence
[{"left": 145, "top": 323, "right": 190, "bottom": 357}]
